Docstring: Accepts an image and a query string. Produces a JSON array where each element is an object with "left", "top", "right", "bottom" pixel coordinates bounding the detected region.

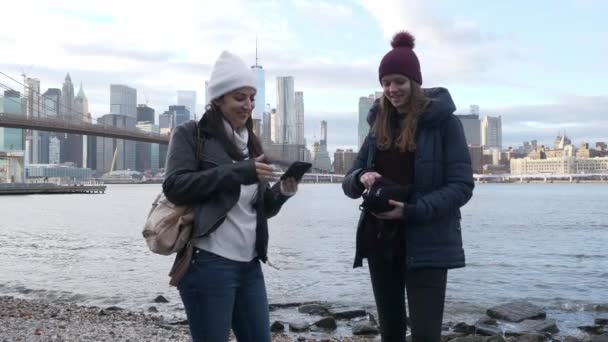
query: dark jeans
[
  {"left": 367, "top": 255, "right": 447, "bottom": 342},
  {"left": 178, "top": 248, "right": 271, "bottom": 342}
]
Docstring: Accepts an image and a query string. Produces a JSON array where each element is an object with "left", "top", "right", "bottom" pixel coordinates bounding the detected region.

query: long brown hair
[
  {"left": 373, "top": 80, "right": 429, "bottom": 152},
  {"left": 200, "top": 100, "right": 264, "bottom": 161}
]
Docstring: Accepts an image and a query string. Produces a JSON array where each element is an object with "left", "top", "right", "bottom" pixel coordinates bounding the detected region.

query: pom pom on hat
[{"left": 391, "top": 31, "right": 415, "bottom": 49}]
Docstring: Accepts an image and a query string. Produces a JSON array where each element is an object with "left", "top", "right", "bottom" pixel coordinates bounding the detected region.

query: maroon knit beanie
[{"left": 378, "top": 31, "right": 422, "bottom": 85}]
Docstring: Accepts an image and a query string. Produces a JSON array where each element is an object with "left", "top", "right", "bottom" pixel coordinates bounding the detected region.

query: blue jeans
[{"left": 178, "top": 248, "right": 271, "bottom": 342}]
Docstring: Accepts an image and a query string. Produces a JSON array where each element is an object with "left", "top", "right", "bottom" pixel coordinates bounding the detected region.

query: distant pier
[{"left": 0, "top": 183, "right": 106, "bottom": 195}]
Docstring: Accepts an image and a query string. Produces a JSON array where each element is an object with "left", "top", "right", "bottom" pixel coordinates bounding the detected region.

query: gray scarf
[{"left": 223, "top": 118, "right": 249, "bottom": 157}]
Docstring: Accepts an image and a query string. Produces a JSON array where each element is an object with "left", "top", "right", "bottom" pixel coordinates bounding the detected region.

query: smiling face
[
  {"left": 381, "top": 74, "right": 412, "bottom": 112},
  {"left": 216, "top": 87, "right": 256, "bottom": 129}
]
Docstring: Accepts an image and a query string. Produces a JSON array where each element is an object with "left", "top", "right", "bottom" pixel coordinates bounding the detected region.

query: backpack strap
[{"left": 192, "top": 120, "right": 204, "bottom": 161}]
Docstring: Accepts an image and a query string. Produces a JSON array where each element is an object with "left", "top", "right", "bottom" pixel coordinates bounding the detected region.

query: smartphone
[{"left": 280, "top": 161, "right": 312, "bottom": 182}]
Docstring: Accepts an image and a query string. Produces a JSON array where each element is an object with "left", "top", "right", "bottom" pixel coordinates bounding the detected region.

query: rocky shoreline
[{"left": 1, "top": 296, "right": 607, "bottom": 342}]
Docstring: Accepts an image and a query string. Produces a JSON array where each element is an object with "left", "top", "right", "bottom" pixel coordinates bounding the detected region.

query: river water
[{"left": 1, "top": 183, "right": 606, "bottom": 336}]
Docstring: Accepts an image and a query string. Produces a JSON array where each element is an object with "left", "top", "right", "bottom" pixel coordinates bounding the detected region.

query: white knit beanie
[{"left": 207, "top": 51, "right": 256, "bottom": 103}]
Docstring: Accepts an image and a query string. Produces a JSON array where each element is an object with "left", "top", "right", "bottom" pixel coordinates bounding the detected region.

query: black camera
[{"left": 361, "top": 178, "right": 411, "bottom": 213}]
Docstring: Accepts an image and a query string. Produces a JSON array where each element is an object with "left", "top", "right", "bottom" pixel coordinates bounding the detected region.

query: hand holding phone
[{"left": 280, "top": 161, "right": 312, "bottom": 182}]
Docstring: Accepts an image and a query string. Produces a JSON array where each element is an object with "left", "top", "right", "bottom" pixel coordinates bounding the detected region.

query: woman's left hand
[
  {"left": 280, "top": 177, "right": 298, "bottom": 196},
  {"left": 372, "top": 200, "right": 405, "bottom": 220}
]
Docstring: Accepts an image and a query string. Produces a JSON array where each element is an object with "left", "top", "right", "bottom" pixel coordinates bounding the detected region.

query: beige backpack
[
  {"left": 142, "top": 121, "right": 203, "bottom": 256},
  {"left": 142, "top": 193, "right": 195, "bottom": 255}
]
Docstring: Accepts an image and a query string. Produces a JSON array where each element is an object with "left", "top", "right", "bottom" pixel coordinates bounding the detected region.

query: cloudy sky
[{"left": 1, "top": 0, "right": 606, "bottom": 152}]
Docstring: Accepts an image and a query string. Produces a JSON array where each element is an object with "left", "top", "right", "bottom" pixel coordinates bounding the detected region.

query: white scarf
[{"left": 223, "top": 118, "right": 249, "bottom": 157}]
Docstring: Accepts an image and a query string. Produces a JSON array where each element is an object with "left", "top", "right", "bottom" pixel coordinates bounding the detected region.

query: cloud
[
  {"left": 63, "top": 44, "right": 176, "bottom": 63},
  {"left": 292, "top": 0, "right": 354, "bottom": 24},
  {"left": 358, "top": 0, "right": 525, "bottom": 84},
  {"left": 485, "top": 95, "right": 608, "bottom": 147}
]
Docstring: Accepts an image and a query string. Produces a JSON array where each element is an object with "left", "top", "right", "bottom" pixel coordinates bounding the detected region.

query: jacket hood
[{"left": 367, "top": 87, "right": 456, "bottom": 128}]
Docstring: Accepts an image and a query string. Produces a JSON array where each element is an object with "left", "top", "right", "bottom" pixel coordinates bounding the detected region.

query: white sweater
[{"left": 194, "top": 183, "right": 258, "bottom": 262}]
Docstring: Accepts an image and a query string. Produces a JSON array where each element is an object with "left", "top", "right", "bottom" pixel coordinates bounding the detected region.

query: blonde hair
[{"left": 373, "top": 80, "right": 429, "bottom": 152}]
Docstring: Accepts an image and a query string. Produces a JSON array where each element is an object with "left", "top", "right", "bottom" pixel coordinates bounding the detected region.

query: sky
[{"left": 0, "top": 0, "right": 606, "bottom": 153}]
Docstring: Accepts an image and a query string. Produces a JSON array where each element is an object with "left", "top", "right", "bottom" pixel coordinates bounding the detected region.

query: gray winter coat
[{"left": 162, "top": 120, "right": 290, "bottom": 262}]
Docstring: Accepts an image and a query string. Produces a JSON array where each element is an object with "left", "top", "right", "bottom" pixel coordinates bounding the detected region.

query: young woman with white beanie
[{"left": 163, "top": 50, "right": 299, "bottom": 342}]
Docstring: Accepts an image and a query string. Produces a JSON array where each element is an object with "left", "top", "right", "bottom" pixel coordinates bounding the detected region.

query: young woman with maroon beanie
[{"left": 342, "top": 31, "right": 474, "bottom": 342}]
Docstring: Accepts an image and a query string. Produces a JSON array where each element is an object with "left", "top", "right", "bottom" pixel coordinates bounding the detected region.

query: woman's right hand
[
  {"left": 359, "top": 171, "right": 382, "bottom": 190},
  {"left": 255, "top": 154, "right": 275, "bottom": 182}
]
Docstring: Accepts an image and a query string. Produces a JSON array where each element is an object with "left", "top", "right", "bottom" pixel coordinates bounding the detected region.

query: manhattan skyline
[{"left": 1, "top": 0, "right": 606, "bottom": 153}]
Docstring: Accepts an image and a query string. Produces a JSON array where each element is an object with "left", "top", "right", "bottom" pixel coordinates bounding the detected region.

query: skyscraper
[
  {"left": 59, "top": 77, "right": 83, "bottom": 167},
  {"left": 40, "top": 88, "right": 62, "bottom": 163},
  {"left": 25, "top": 78, "right": 41, "bottom": 163},
  {"left": 61, "top": 74, "right": 74, "bottom": 118},
  {"left": 312, "top": 121, "right": 331, "bottom": 171},
  {"left": 159, "top": 112, "right": 173, "bottom": 133},
  {"left": 358, "top": 95, "right": 375, "bottom": 148},
  {"left": 251, "top": 47, "right": 265, "bottom": 121},
  {"left": 110, "top": 84, "right": 137, "bottom": 118},
  {"left": 177, "top": 91, "right": 197, "bottom": 119},
  {"left": 25, "top": 78, "right": 40, "bottom": 119},
  {"left": 73, "top": 83, "right": 89, "bottom": 120},
  {"left": 73, "top": 83, "right": 89, "bottom": 167},
  {"left": 169, "top": 105, "right": 190, "bottom": 127},
  {"left": 276, "top": 76, "right": 295, "bottom": 144},
  {"left": 96, "top": 114, "right": 136, "bottom": 173},
  {"left": 137, "top": 104, "right": 155, "bottom": 124},
  {"left": 135, "top": 121, "right": 160, "bottom": 172},
  {"left": 470, "top": 104, "right": 480, "bottom": 116},
  {"left": 320, "top": 120, "right": 327, "bottom": 145},
  {"left": 0, "top": 90, "right": 24, "bottom": 151},
  {"left": 456, "top": 114, "right": 481, "bottom": 146},
  {"left": 295, "top": 91, "right": 304, "bottom": 145},
  {"left": 41, "top": 88, "right": 61, "bottom": 117},
  {"left": 49, "top": 136, "right": 60, "bottom": 164},
  {"left": 481, "top": 115, "right": 502, "bottom": 149}
]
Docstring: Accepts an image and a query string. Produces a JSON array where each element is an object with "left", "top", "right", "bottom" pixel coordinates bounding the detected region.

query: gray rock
[
  {"left": 313, "top": 317, "right": 337, "bottom": 330},
  {"left": 513, "top": 319, "right": 559, "bottom": 334},
  {"left": 105, "top": 306, "right": 124, "bottom": 311},
  {"left": 579, "top": 325, "right": 606, "bottom": 335},
  {"left": 352, "top": 322, "right": 380, "bottom": 335},
  {"left": 453, "top": 322, "right": 476, "bottom": 334},
  {"left": 268, "top": 302, "right": 306, "bottom": 310},
  {"left": 368, "top": 312, "right": 377, "bottom": 325},
  {"left": 440, "top": 331, "right": 465, "bottom": 342},
  {"left": 449, "top": 337, "right": 485, "bottom": 342},
  {"left": 147, "top": 306, "right": 158, "bottom": 313},
  {"left": 475, "top": 324, "right": 503, "bottom": 336},
  {"left": 169, "top": 319, "right": 188, "bottom": 325},
  {"left": 154, "top": 295, "right": 169, "bottom": 304},
  {"left": 298, "top": 303, "right": 329, "bottom": 316},
  {"left": 333, "top": 309, "right": 367, "bottom": 320},
  {"left": 487, "top": 301, "right": 546, "bottom": 322},
  {"left": 595, "top": 304, "right": 608, "bottom": 312},
  {"left": 596, "top": 318, "right": 608, "bottom": 326},
  {"left": 563, "top": 337, "right": 584, "bottom": 342},
  {"left": 485, "top": 336, "right": 506, "bottom": 342},
  {"left": 289, "top": 322, "right": 310, "bottom": 332},
  {"left": 514, "top": 333, "right": 548, "bottom": 342},
  {"left": 297, "top": 337, "right": 306, "bottom": 342},
  {"left": 98, "top": 310, "right": 107, "bottom": 316},
  {"left": 270, "top": 321, "right": 284, "bottom": 332},
  {"left": 475, "top": 317, "right": 498, "bottom": 326},
  {"left": 591, "top": 336, "right": 608, "bottom": 342}
]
